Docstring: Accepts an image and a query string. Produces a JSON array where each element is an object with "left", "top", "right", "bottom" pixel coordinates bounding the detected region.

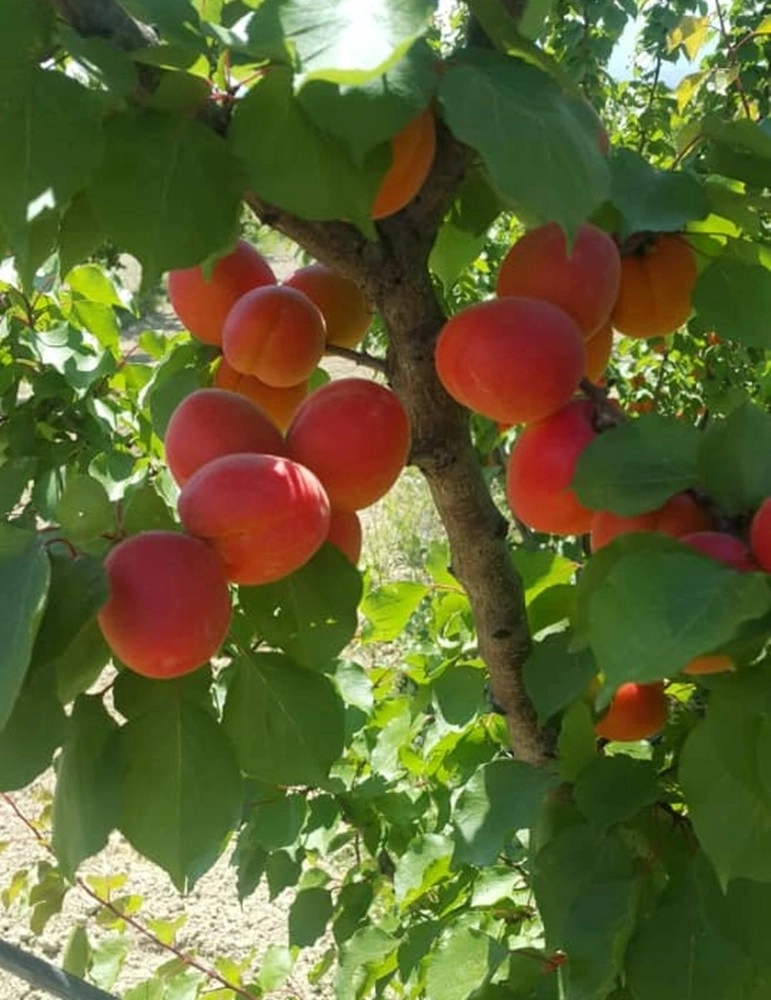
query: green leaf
[
  {"left": 52, "top": 696, "right": 121, "bottom": 878},
  {"left": 55, "top": 475, "right": 114, "bottom": 543},
  {"left": 0, "top": 525, "right": 50, "bottom": 730},
  {"left": 239, "top": 544, "right": 363, "bottom": 671},
  {"left": 66, "top": 264, "right": 124, "bottom": 308},
  {"left": 430, "top": 169, "right": 502, "bottom": 291},
  {"left": 55, "top": 619, "right": 111, "bottom": 705},
  {"left": 0, "top": 663, "right": 68, "bottom": 791},
  {"left": 0, "top": 457, "right": 37, "bottom": 517},
  {"left": 62, "top": 924, "right": 91, "bottom": 980},
  {"left": 572, "top": 415, "right": 702, "bottom": 516},
  {"left": 288, "top": 886, "right": 333, "bottom": 947},
  {"left": 256, "top": 944, "right": 294, "bottom": 992},
  {"left": 336, "top": 926, "right": 397, "bottom": 1000},
  {"left": 59, "top": 192, "right": 105, "bottom": 278},
  {"left": 266, "top": 850, "right": 303, "bottom": 899},
  {"left": 587, "top": 550, "right": 771, "bottom": 687},
  {"left": 31, "top": 552, "right": 108, "bottom": 667},
  {"left": 240, "top": 794, "right": 308, "bottom": 851},
  {"left": 608, "top": 149, "right": 709, "bottom": 239},
  {"left": 117, "top": 697, "right": 242, "bottom": 890},
  {"left": 692, "top": 258, "right": 771, "bottom": 349},
  {"left": 222, "top": 653, "right": 345, "bottom": 786},
  {"left": 90, "top": 109, "right": 245, "bottom": 284},
  {"left": 439, "top": 49, "right": 609, "bottom": 237},
  {"left": 573, "top": 756, "right": 659, "bottom": 829},
  {"left": 698, "top": 402, "right": 771, "bottom": 515},
  {"left": 393, "top": 833, "right": 453, "bottom": 906},
  {"left": 557, "top": 699, "right": 597, "bottom": 782},
  {"left": 453, "top": 759, "right": 558, "bottom": 865},
  {"left": 704, "top": 117, "right": 771, "bottom": 189},
  {"left": 523, "top": 631, "right": 597, "bottom": 725},
  {"left": 0, "top": 0, "right": 55, "bottom": 72},
  {"left": 433, "top": 665, "right": 486, "bottom": 726},
  {"left": 425, "top": 927, "right": 507, "bottom": 1000},
  {"left": 232, "top": 833, "right": 268, "bottom": 902},
  {"left": 361, "top": 580, "right": 429, "bottom": 642}
]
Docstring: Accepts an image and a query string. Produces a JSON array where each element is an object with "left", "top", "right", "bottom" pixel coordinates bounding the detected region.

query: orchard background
[{"left": 1, "top": 0, "right": 771, "bottom": 998}]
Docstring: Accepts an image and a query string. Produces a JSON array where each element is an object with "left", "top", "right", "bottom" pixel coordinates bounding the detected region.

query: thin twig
[
  {"left": 713, "top": 0, "right": 754, "bottom": 119},
  {"left": 323, "top": 344, "right": 387, "bottom": 374}
]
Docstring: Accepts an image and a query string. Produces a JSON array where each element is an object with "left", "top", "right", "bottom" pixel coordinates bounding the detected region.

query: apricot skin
[
  {"left": 284, "top": 264, "right": 373, "bottom": 349},
  {"left": 590, "top": 492, "right": 713, "bottom": 552},
  {"left": 97, "top": 531, "right": 232, "bottom": 679},
  {"left": 506, "top": 400, "right": 596, "bottom": 536},
  {"left": 223, "top": 285, "right": 327, "bottom": 388},
  {"left": 583, "top": 320, "right": 613, "bottom": 384},
  {"left": 178, "top": 454, "right": 331, "bottom": 586},
  {"left": 167, "top": 240, "right": 276, "bottom": 346},
  {"left": 372, "top": 108, "right": 437, "bottom": 220},
  {"left": 286, "top": 378, "right": 411, "bottom": 512},
  {"left": 326, "top": 509, "right": 363, "bottom": 565},
  {"left": 496, "top": 223, "right": 621, "bottom": 338},
  {"left": 212, "top": 358, "right": 308, "bottom": 432},
  {"left": 594, "top": 682, "right": 668, "bottom": 742},
  {"left": 164, "top": 388, "right": 285, "bottom": 486},
  {"left": 680, "top": 531, "right": 759, "bottom": 572},
  {"left": 683, "top": 654, "right": 734, "bottom": 676},
  {"left": 612, "top": 234, "right": 698, "bottom": 339},
  {"left": 435, "top": 297, "right": 585, "bottom": 426},
  {"left": 750, "top": 497, "right": 771, "bottom": 572}
]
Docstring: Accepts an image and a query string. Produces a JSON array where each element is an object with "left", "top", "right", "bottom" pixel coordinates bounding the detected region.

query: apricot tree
[{"left": 1, "top": 0, "right": 771, "bottom": 998}]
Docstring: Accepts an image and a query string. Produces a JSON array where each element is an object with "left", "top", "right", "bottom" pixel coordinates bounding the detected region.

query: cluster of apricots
[{"left": 97, "top": 243, "right": 411, "bottom": 682}]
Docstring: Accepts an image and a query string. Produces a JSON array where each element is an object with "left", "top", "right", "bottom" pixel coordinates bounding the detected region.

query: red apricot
[
  {"left": 749, "top": 497, "right": 771, "bottom": 572},
  {"left": 435, "top": 297, "right": 585, "bottom": 425},
  {"left": 212, "top": 358, "right": 308, "bottom": 432},
  {"left": 286, "top": 378, "right": 410, "bottom": 511},
  {"left": 590, "top": 509, "right": 659, "bottom": 552},
  {"left": 167, "top": 240, "right": 276, "bottom": 346},
  {"left": 223, "top": 285, "right": 326, "bottom": 388},
  {"left": 164, "top": 388, "right": 285, "bottom": 486},
  {"left": 594, "top": 682, "right": 668, "bottom": 742},
  {"left": 583, "top": 320, "right": 614, "bottom": 384},
  {"left": 284, "top": 264, "right": 373, "bottom": 349},
  {"left": 326, "top": 508, "right": 363, "bottom": 565},
  {"left": 178, "top": 454, "right": 331, "bottom": 586},
  {"left": 97, "top": 531, "right": 232, "bottom": 679},
  {"left": 680, "top": 531, "right": 759, "bottom": 572},
  {"left": 496, "top": 223, "right": 621, "bottom": 338},
  {"left": 590, "top": 492, "right": 713, "bottom": 552},
  {"left": 506, "top": 400, "right": 596, "bottom": 536},
  {"left": 372, "top": 108, "right": 436, "bottom": 220}
]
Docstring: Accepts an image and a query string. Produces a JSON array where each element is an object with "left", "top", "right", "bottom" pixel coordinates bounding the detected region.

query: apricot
[
  {"left": 164, "top": 388, "right": 285, "bottom": 486},
  {"left": 590, "top": 509, "right": 659, "bottom": 552},
  {"left": 286, "top": 378, "right": 410, "bottom": 511},
  {"left": 372, "top": 108, "right": 436, "bottom": 220},
  {"left": 97, "top": 531, "right": 232, "bottom": 679},
  {"left": 222, "top": 285, "right": 326, "bottom": 388},
  {"left": 506, "top": 399, "right": 596, "bottom": 536},
  {"left": 590, "top": 492, "right": 713, "bottom": 552},
  {"left": 583, "top": 320, "right": 614, "bottom": 383},
  {"left": 612, "top": 234, "right": 698, "bottom": 339},
  {"left": 683, "top": 654, "right": 734, "bottom": 676},
  {"left": 594, "top": 682, "right": 668, "bottom": 742},
  {"left": 434, "top": 297, "right": 585, "bottom": 425},
  {"left": 167, "top": 240, "right": 276, "bottom": 346},
  {"left": 284, "top": 264, "right": 373, "bottom": 349},
  {"left": 496, "top": 223, "right": 621, "bottom": 338},
  {"left": 749, "top": 497, "right": 771, "bottom": 572},
  {"left": 178, "top": 454, "right": 331, "bottom": 586},
  {"left": 326, "top": 508, "right": 363, "bottom": 565},
  {"left": 212, "top": 358, "right": 308, "bottom": 432},
  {"left": 680, "top": 531, "right": 759, "bottom": 572}
]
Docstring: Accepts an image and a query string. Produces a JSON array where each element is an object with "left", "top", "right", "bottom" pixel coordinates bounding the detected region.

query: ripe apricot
[
  {"left": 590, "top": 492, "right": 713, "bottom": 552},
  {"left": 683, "top": 654, "right": 734, "bottom": 676},
  {"left": 749, "top": 497, "right": 771, "bottom": 572},
  {"left": 583, "top": 320, "right": 614, "bottom": 383},
  {"left": 612, "top": 234, "right": 698, "bottom": 339},
  {"left": 164, "top": 388, "right": 285, "bottom": 486},
  {"left": 435, "top": 297, "right": 585, "bottom": 425},
  {"left": 178, "top": 454, "right": 330, "bottom": 586},
  {"left": 167, "top": 240, "right": 276, "bottom": 346},
  {"left": 506, "top": 399, "right": 596, "bottom": 536},
  {"left": 681, "top": 531, "right": 759, "bottom": 572},
  {"left": 212, "top": 358, "right": 308, "bottom": 432},
  {"left": 496, "top": 223, "right": 621, "bottom": 338},
  {"left": 223, "top": 285, "right": 326, "bottom": 388},
  {"left": 97, "top": 531, "right": 232, "bottom": 679},
  {"left": 594, "top": 682, "right": 668, "bottom": 742},
  {"left": 372, "top": 108, "right": 436, "bottom": 220},
  {"left": 590, "top": 509, "right": 659, "bottom": 552},
  {"left": 326, "top": 508, "right": 363, "bottom": 565},
  {"left": 284, "top": 264, "right": 373, "bottom": 349},
  {"left": 286, "top": 378, "right": 410, "bottom": 511}
]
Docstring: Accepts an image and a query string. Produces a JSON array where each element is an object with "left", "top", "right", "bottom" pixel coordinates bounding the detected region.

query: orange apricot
[
  {"left": 284, "top": 264, "right": 373, "bottom": 349},
  {"left": 286, "top": 378, "right": 410, "bottom": 511},
  {"left": 612, "top": 234, "right": 698, "bottom": 339},
  {"left": 496, "top": 223, "right": 621, "bottom": 338},
  {"left": 178, "top": 454, "right": 330, "bottom": 586},
  {"left": 590, "top": 509, "right": 660, "bottom": 552},
  {"left": 680, "top": 531, "right": 759, "bottom": 572},
  {"left": 97, "top": 531, "right": 232, "bottom": 679},
  {"left": 683, "top": 654, "right": 734, "bottom": 676},
  {"left": 326, "top": 508, "right": 363, "bottom": 565},
  {"left": 749, "top": 497, "right": 771, "bottom": 572},
  {"left": 167, "top": 240, "right": 276, "bottom": 346},
  {"left": 212, "top": 358, "right": 308, "bottom": 432},
  {"left": 372, "top": 108, "right": 437, "bottom": 220},
  {"left": 583, "top": 320, "right": 614, "bottom": 383},
  {"left": 164, "top": 388, "right": 285, "bottom": 486},
  {"left": 222, "top": 285, "right": 326, "bottom": 388},
  {"left": 590, "top": 492, "right": 713, "bottom": 552},
  {"left": 434, "top": 297, "right": 585, "bottom": 425},
  {"left": 594, "top": 682, "right": 668, "bottom": 742},
  {"left": 505, "top": 399, "right": 596, "bottom": 536}
]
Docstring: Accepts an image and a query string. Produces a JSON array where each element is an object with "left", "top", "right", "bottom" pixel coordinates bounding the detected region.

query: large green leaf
[
  {"left": 439, "top": 49, "right": 609, "bottom": 237},
  {"left": 360, "top": 580, "right": 429, "bottom": 642},
  {"left": 222, "top": 653, "right": 345, "bottom": 786},
  {"left": 698, "top": 402, "right": 771, "bottom": 515},
  {"left": 572, "top": 414, "right": 702, "bottom": 516},
  {"left": 0, "top": 526, "right": 50, "bottom": 730},
  {"left": 573, "top": 756, "right": 659, "bottom": 830},
  {"left": 393, "top": 833, "right": 453, "bottom": 906},
  {"left": 0, "top": 664, "right": 68, "bottom": 791},
  {"left": 0, "top": 0, "right": 55, "bottom": 72},
  {"left": 608, "top": 149, "right": 710, "bottom": 239},
  {"left": 89, "top": 109, "right": 246, "bottom": 283},
  {"left": 288, "top": 887, "right": 333, "bottom": 948},
  {"left": 523, "top": 631, "right": 598, "bottom": 725},
  {"left": 425, "top": 927, "right": 507, "bottom": 1000},
  {"left": 704, "top": 117, "right": 771, "bottom": 189},
  {"left": 692, "top": 257, "right": 771, "bottom": 349},
  {"left": 117, "top": 697, "right": 242, "bottom": 890},
  {"left": 31, "top": 552, "right": 108, "bottom": 667},
  {"left": 238, "top": 544, "right": 362, "bottom": 672}
]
